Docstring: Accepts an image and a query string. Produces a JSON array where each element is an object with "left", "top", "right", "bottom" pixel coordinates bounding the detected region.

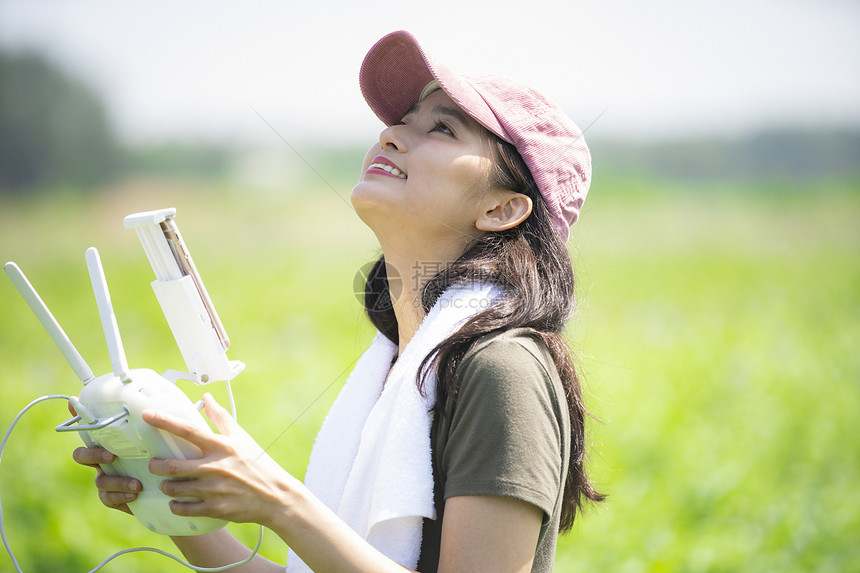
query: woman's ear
[{"left": 475, "top": 192, "right": 533, "bottom": 232}]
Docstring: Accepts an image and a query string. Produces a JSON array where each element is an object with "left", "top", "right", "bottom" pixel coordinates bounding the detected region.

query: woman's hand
[
  {"left": 144, "top": 392, "right": 295, "bottom": 529},
  {"left": 69, "top": 403, "right": 142, "bottom": 515},
  {"left": 71, "top": 445, "right": 141, "bottom": 515}
]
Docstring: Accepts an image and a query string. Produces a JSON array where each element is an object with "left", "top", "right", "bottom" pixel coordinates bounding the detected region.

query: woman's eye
[{"left": 432, "top": 122, "right": 453, "bottom": 135}]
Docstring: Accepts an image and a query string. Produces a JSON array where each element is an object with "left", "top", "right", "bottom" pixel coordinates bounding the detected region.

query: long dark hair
[{"left": 362, "top": 133, "right": 604, "bottom": 530}]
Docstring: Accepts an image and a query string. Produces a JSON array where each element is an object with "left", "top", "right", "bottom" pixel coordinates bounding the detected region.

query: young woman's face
[{"left": 351, "top": 89, "right": 496, "bottom": 254}]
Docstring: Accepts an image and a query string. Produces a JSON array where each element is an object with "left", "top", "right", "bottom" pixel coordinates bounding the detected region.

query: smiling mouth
[{"left": 367, "top": 162, "right": 407, "bottom": 179}]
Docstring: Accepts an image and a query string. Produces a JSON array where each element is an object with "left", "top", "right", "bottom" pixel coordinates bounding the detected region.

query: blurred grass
[{"left": 0, "top": 173, "right": 858, "bottom": 571}]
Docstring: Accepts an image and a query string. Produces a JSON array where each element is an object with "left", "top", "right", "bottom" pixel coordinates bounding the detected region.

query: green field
[{"left": 0, "top": 174, "right": 857, "bottom": 572}]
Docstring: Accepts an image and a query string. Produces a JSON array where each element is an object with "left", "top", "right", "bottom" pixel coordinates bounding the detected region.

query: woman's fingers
[
  {"left": 202, "top": 393, "right": 268, "bottom": 461},
  {"left": 161, "top": 478, "right": 244, "bottom": 521},
  {"left": 98, "top": 491, "right": 136, "bottom": 512},
  {"left": 141, "top": 407, "right": 220, "bottom": 452},
  {"left": 72, "top": 446, "right": 115, "bottom": 467},
  {"left": 157, "top": 477, "right": 225, "bottom": 518},
  {"left": 95, "top": 471, "right": 141, "bottom": 509},
  {"left": 149, "top": 456, "right": 204, "bottom": 478},
  {"left": 143, "top": 399, "right": 285, "bottom": 524},
  {"left": 72, "top": 446, "right": 140, "bottom": 515},
  {"left": 158, "top": 475, "right": 209, "bottom": 498},
  {"left": 168, "top": 498, "right": 214, "bottom": 518},
  {"left": 94, "top": 471, "right": 142, "bottom": 495}
]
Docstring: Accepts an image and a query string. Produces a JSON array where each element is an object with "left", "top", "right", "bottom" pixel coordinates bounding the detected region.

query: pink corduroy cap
[{"left": 359, "top": 30, "right": 591, "bottom": 242}]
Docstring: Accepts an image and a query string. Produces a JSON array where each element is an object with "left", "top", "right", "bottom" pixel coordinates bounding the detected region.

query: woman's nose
[{"left": 379, "top": 124, "right": 407, "bottom": 152}]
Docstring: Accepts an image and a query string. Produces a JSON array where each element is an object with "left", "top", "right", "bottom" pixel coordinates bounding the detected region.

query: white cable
[
  {"left": 224, "top": 379, "right": 238, "bottom": 422},
  {"left": 84, "top": 525, "right": 265, "bottom": 573},
  {"left": 1, "top": 395, "right": 72, "bottom": 573},
  {"left": 1, "top": 395, "right": 265, "bottom": 572}
]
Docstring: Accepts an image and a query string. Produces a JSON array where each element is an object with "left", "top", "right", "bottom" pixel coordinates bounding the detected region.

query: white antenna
[
  {"left": 85, "top": 248, "right": 131, "bottom": 383},
  {"left": 3, "top": 262, "right": 96, "bottom": 385}
]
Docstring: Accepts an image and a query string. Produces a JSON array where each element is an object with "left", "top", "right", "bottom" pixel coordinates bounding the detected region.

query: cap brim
[{"left": 360, "top": 31, "right": 510, "bottom": 141}]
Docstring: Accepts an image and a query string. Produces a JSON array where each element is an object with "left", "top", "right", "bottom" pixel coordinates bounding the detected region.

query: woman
[{"left": 73, "top": 30, "right": 603, "bottom": 572}]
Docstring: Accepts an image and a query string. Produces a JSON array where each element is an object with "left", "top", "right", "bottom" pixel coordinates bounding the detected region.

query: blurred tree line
[
  {"left": 589, "top": 130, "right": 860, "bottom": 185},
  {"left": 0, "top": 48, "right": 229, "bottom": 194},
  {"left": 0, "top": 49, "right": 120, "bottom": 192}
]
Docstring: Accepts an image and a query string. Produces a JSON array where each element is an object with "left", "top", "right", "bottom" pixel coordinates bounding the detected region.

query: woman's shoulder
[
  {"left": 441, "top": 327, "right": 569, "bottom": 516},
  {"left": 459, "top": 327, "right": 556, "bottom": 379},
  {"left": 453, "top": 328, "right": 563, "bottom": 411}
]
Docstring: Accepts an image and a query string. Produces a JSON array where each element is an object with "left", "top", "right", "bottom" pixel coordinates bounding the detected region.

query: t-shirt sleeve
[{"left": 440, "top": 335, "right": 565, "bottom": 519}]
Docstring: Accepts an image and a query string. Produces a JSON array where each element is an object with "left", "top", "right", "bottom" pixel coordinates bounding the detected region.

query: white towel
[{"left": 286, "top": 282, "right": 500, "bottom": 572}]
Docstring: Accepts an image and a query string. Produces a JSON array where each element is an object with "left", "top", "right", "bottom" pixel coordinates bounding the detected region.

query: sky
[{"left": 1, "top": 0, "right": 859, "bottom": 146}]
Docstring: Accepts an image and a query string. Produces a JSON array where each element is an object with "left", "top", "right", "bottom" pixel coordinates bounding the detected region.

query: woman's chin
[
  {"left": 352, "top": 188, "right": 420, "bottom": 248},
  {"left": 351, "top": 182, "right": 395, "bottom": 223}
]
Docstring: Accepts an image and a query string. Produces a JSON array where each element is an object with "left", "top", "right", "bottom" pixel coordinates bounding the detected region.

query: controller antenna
[
  {"left": 85, "top": 248, "right": 131, "bottom": 383},
  {"left": 3, "top": 262, "right": 96, "bottom": 385}
]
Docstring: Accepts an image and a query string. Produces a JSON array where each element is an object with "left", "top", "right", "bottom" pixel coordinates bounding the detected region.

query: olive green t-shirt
[{"left": 417, "top": 328, "right": 571, "bottom": 572}]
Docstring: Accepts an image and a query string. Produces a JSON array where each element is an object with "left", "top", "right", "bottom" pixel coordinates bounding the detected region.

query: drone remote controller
[
  {"left": 4, "top": 209, "right": 243, "bottom": 536},
  {"left": 62, "top": 363, "right": 226, "bottom": 537}
]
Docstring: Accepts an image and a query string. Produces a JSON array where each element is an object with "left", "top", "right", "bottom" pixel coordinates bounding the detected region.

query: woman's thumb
[{"left": 202, "top": 392, "right": 238, "bottom": 435}]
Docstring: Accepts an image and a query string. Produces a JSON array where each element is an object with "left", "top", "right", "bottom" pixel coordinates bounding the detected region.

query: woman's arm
[
  {"left": 437, "top": 496, "right": 542, "bottom": 573},
  {"left": 145, "top": 393, "right": 411, "bottom": 573},
  {"left": 74, "top": 439, "right": 542, "bottom": 573},
  {"left": 71, "top": 445, "right": 281, "bottom": 572},
  {"left": 146, "top": 394, "right": 542, "bottom": 573},
  {"left": 169, "top": 529, "right": 282, "bottom": 572}
]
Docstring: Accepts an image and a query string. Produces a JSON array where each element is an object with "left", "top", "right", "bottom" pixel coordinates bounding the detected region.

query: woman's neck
[
  {"left": 392, "top": 289, "right": 423, "bottom": 357},
  {"left": 377, "top": 229, "right": 478, "bottom": 355},
  {"left": 381, "top": 253, "right": 429, "bottom": 356},
  {"left": 380, "top": 250, "right": 459, "bottom": 356}
]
